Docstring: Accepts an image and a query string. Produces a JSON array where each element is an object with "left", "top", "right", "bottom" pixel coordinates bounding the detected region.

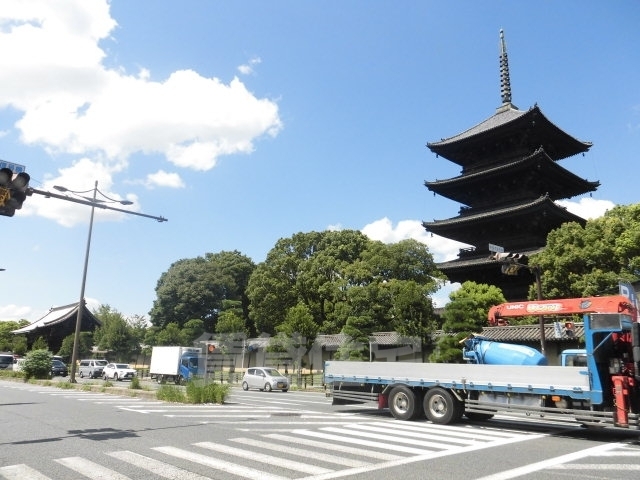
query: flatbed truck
[{"left": 324, "top": 294, "right": 640, "bottom": 430}]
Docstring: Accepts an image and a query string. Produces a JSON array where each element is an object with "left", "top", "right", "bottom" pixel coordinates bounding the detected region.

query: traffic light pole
[
  {"left": 531, "top": 265, "right": 546, "bottom": 357},
  {"left": 491, "top": 249, "right": 546, "bottom": 358}
]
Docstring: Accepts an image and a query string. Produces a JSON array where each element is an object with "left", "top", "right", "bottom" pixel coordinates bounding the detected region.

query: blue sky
[{"left": 1, "top": 1, "right": 638, "bottom": 323}]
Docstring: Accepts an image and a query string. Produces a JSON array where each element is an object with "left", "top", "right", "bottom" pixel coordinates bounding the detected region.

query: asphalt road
[{"left": 1, "top": 379, "right": 639, "bottom": 480}]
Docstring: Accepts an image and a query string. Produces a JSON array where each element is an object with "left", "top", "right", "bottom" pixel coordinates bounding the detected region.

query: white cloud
[
  {"left": 557, "top": 197, "right": 614, "bottom": 220},
  {"left": 0, "top": 2, "right": 281, "bottom": 171},
  {"left": 0, "top": 304, "right": 32, "bottom": 322},
  {"left": 145, "top": 170, "right": 185, "bottom": 189},
  {"left": 238, "top": 56, "right": 261, "bottom": 75},
  {"left": 361, "top": 217, "right": 469, "bottom": 262},
  {"left": 22, "top": 157, "right": 138, "bottom": 227}
]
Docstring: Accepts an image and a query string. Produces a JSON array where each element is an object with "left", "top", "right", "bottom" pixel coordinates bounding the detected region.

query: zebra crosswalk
[{"left": 0, "top": 419, "right": 542, "bottom": 480}]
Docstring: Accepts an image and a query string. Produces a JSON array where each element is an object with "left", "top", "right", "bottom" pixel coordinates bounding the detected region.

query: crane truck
[{"left": 324, "top": 294, "right": 640, "bottom": 430}]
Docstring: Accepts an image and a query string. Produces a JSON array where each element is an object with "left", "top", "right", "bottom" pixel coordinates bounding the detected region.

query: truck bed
[{"left": 324, "top": 361, "right": 593, "bottom": 398}]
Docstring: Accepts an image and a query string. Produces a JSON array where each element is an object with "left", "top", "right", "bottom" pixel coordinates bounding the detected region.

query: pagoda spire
[{"left": 498, "top": 29, "right": 513, "bottom": 109}]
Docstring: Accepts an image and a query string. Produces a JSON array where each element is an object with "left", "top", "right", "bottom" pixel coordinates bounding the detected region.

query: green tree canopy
[
  {"left": 531, "top": 204, "right": 640, "bottom": 298},
  {"left": 431, "top": 281, "right": 506, "bottom": 363},
  {"left": 247, "top": 230, "right": 445, "bottom": 353},
  {"left": 93, "top": 305, "right": 141, "bottom": 362},
  {"left": 0, "top": 320, "right": 29, "bottom": 352},
  {"left": 150, "top": 250, "right": 255, "bottom": 332}
]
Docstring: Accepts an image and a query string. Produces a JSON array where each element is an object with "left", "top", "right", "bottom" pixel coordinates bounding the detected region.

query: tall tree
[
  {"left": 247, "top": 230, "right": 445, "bottom": 351},
  {"left": 150, "top": 250, "right": 255, "bottom": 332},
  {"left": 93, "top": 305, "right": 140, "bottom": 362},
  {"left": 531, "top": 204, "right": 640, "bottom": 299}
]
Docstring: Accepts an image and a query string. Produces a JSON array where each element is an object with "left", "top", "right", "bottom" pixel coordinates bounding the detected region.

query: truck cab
[{"left": 561, "top": 349, "right": 587, "bottom": 367}]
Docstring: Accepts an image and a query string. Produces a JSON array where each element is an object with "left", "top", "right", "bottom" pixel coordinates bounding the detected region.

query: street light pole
[
  {"left": 69, "top": 181, "right": 98, "bottom": 383},
  {"left": 31, "top": 182, "right": 166, "bottom": 381}
]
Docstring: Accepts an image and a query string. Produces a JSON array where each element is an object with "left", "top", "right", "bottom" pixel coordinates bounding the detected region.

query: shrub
[
  {"left": 129, "top": 376, "right": 142, "bottom": 390},
  {"left": 22, "top": 350, "right": 52, "bottom": 380},
  {"left": 185, "top": 379, "right": 230, "bottom": 404},
  {"left": 156, "top": 385, "right": 186, "bottom": 402}
]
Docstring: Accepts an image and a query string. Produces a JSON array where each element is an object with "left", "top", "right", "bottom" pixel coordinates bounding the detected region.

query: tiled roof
[
  {"left": 425, "top": 148, "right": 599, "bottom": 203},
  {"left": 478, "top": 323, "right": 584, "bottom": 343},
  {"left": 424, "top": 195, "right": 580, "bottom": 227},
  {"left": 428, "top": 105, "right": 528, "bottom": 146},
  {"left": 12, "top": 303, "right": 101, "bottom": 334}
]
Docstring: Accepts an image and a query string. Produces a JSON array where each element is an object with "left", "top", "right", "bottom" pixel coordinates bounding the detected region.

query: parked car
[
  {"left": 242, "top": 367, "right": 289, "bottom": 392},
  {"left": 0, "top": 353, "right": 14, "bottom": 371},
  {"left": 51, "top": 359, "right": 69, "bottom": 377},
  {"left": 78, "top": 359, "right": 108, "bottom": 379},
  {"left": 102, "top": 363, "right": 137, "bottom": 381}
]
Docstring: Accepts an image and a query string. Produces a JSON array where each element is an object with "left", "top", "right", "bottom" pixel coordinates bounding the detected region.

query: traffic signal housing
[
  {"left": 0, "top": 167, "right": 30, "bottom": 217},
  {"left": 491, "top": 252, "right": 527, "bottom": 263}
]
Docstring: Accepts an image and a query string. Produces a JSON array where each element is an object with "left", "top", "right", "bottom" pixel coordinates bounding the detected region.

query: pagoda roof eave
[
  {"left": 426, "top": 105, "right": 592, "bottom": 165},
  {"left": 423, "top": 196, "right": 585, "bottom": 247},
  {"left": 425, "top": 148, "right": 600, "bottom": 205},
  {"left": 424, "top": 195, "right": 584, "bottom": 229},
  {"left": 436, "top": 247, "right": 545, "bottom": 272}
]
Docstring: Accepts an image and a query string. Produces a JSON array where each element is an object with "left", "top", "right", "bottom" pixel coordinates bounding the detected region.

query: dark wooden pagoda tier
[
  {"left": 436, "top": 248, "right": 541, "bottom": 301},
  {"left": 425, "top": 147, "right": 599, "bottom": 209},
  {"left": 423, "top": 30, "right": 599, "bottom": 301},
  {"left": 423, "top": 195, "right": 586, "bottom": 251},
  {"left": 427, "top": 104, "right": 592, "bottom": 173}
]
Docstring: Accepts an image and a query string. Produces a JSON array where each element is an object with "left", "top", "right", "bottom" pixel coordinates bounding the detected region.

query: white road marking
[
  {"left": 472, "top": 442, "right": 624, "bottom": 480},
  {"left": 107, "top": 450, "right": 212, "bottom": 479},
  {"left": 292, "top": 429, "right": 429, "bottom": 455},
  {"left": 0, "top": 464, "right": 53, "bottom": 480},
  {"left": 230, "top": 436, "right": 369, "bottom": 467},
  {"left": 55, "top": 457, "right": 133, "bottom": 480},
  {"left": 195, "top": 441, "right": 334, "bottom": 475},
  {"left": 264, "top": 432, "right": 403, "bottom": 461},
  {"left": 153, "top": 446, "right": 288, "bottom": 480}
]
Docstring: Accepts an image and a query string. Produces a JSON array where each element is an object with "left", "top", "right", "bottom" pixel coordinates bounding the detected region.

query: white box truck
[{"left": 149, "top": 346, "right": 202, "bottom": 384}]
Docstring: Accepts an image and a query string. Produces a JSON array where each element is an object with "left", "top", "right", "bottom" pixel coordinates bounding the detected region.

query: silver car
[{"left": 242, "top": 367, "right": 289, "bottom": 392}]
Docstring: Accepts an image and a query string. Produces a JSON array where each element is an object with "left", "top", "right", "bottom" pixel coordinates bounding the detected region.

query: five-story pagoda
[{"left": 424, "top": 30, "right": 599, "bottom": 300}]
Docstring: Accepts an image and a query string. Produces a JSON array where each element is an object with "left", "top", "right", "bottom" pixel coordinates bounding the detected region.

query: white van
[{"left": 78, "top": 359, "right": 108, "bottom": 378}]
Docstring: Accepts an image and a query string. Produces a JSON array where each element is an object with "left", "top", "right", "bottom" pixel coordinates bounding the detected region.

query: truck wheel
[
  {"left": 423, "top": 388, "right": 462, "bottom": 425},
  {"left": 156, "top": 375, "right": 163, "bottom": 384},
  {"left": 175, "top": 375, "right": 184, "bottom": 385},
  {"left": 388, "top": 385, "right": 418, "bottom": 421},
  {"left": 242, "top": 381, "right": 249, "bottom": 391}
]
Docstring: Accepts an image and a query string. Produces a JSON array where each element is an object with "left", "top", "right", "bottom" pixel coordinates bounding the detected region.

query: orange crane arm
[{"left": 488, "top": 295, "right": 635, "bottom": 326}]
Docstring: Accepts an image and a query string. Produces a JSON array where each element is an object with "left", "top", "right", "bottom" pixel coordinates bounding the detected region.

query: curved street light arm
[{"left": 28, "top": 187, "right": 167, "bottom": 222}]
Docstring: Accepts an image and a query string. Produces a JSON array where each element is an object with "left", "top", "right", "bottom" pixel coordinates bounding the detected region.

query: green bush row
[{"left": 156, "top": 380, "right": 230, "bottom": 404}]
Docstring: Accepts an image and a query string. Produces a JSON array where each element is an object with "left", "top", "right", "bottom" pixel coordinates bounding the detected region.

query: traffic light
[
  {"left": 564, "top": 321, "right": 575, "bottom": 337},
  {"left": 491, "top": 252, "right": 527, "bottom": 263},
  {"left": 0, "top": 167, "right": 30, "bottom": 217},
  {"left": 207, "top": 343, "right": 216, "bottom": 354}
]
